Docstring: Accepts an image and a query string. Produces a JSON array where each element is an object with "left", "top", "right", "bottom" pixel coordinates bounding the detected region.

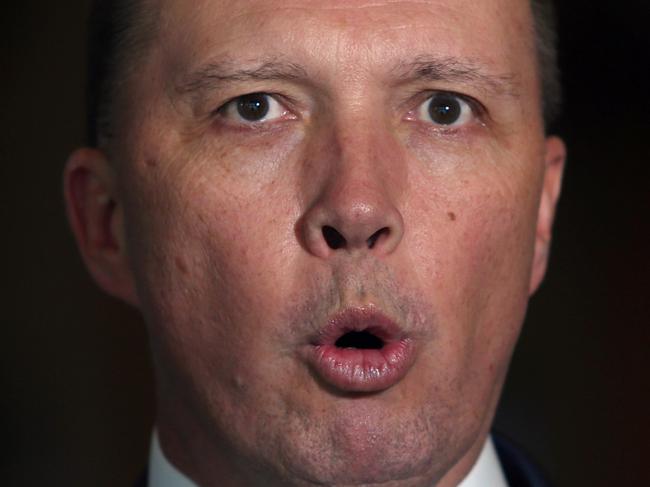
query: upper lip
[{"left": 310, "top": 306, "right": 406, "bottom": 347}]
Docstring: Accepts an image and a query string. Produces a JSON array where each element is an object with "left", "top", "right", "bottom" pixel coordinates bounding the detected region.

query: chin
[
  {"left": 264, "top": 400, "right": 471, "bottom": 487},
  {"left": 275, "top": 440, "right": 451, "bottom": 487}
]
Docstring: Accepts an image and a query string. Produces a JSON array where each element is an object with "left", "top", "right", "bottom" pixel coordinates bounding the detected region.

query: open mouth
[
  {"left": 304, "top": 307, "right": 415, "bottom": 393},
  {"left": 335, "top": 330, "right": 385, "bottom": 350}
]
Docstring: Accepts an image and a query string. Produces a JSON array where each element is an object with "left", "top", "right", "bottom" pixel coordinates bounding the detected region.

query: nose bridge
[
  {"left": 299, "top": 112, "right": 406, "bottom": 259},
  {"left": 332, "top": 125, "right": 391, "bottom": 201},
  {"left": 333, "top": 129, "right": 401, "bottom": 222}
]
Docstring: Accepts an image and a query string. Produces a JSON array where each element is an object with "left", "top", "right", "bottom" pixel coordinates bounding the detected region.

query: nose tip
[
  {"left": 298, "top": 118, "right": 407, "bottom": 260},
  {"left": 301, "top": 195, "right": 405, "bottom": 259}
]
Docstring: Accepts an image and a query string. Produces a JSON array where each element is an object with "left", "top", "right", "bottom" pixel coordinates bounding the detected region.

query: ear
[
  {"left": 529, "top": 136, "right": 566, "bottom": 295},
  {"left": 63, "top": 148, "right": 139, "bottom": 306}
]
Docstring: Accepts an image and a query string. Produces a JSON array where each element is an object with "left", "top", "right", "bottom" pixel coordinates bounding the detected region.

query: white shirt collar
[
  {"left": 149, "top": 432, "right": 197, "bottom": 487},
  {"left": 457, "top": 437, "right": 509, "bottom": 487},
  {"left": 149, "top": 433, "right": 508, "bottom": 487}
]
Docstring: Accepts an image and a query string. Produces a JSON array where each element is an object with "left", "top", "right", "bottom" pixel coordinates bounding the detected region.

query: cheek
[
  {"left": 454, "top": 190, "right": 535, "bottom": 369},
  {"left": 407, "top": 157, "right": 542, "bottom": 388},
  {"left": 121, "top": 165, "right": 311, "bottom": 455},
  {"left": 121, "top": 148, "right": 302, "bottom": 373},
  {"left": 125, "top": 132, "right": 301, "bottom": 296},
  {"left": 457, "top": 186, "right": 537, "bottom": 300}
]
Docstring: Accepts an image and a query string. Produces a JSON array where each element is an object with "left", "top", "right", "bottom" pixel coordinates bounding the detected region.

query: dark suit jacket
[
  {"left": 135, "top": 434, "right": 551, "bottom": 487},
  {"left": 493, "top": 434, "right": 552, "bottom": 487}
]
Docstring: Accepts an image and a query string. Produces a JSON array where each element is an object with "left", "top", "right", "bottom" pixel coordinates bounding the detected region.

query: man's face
[{"left": 71, "top": 0, "right": 564, "bottom": 485}]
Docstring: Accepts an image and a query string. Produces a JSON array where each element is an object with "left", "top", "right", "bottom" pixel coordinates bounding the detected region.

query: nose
[{"left": 299, "top": 127, "right": 405, "bottom": 259}]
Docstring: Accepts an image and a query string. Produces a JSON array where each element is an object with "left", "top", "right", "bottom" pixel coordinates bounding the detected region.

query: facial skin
[{"left": 65, "top": 0, "right": 565, "bottom": 485}]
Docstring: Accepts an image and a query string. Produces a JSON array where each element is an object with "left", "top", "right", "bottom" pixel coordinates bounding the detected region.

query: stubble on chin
[{"left": 244, "top": 261, "right": 474, "bottom": 486}]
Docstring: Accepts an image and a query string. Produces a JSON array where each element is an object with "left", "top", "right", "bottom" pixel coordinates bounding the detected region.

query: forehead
[{"left": 155, "top": 0, "right": 536, "bottom": 85}]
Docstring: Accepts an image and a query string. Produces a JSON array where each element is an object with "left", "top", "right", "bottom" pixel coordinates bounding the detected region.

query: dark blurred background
[{"left": 3, "top": 1, "right": 649, "bottom": 485}]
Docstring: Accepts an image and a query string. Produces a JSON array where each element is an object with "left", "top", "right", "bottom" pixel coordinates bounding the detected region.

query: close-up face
[{"left": 66, "top": 0, "right": 565, "bottom": 485}]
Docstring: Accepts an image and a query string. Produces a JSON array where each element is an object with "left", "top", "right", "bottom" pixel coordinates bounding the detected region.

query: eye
[
  {"left": 416, "top": 92, "right": 474, "bottom": 127},
  {"left": 220, "top": 93, "right": 287, "bottom": 123}
]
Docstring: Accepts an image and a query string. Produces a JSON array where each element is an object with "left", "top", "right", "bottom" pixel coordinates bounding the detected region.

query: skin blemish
[
  {"left": 447, "top": 212, "right": 456, "bottom": 221},
  {"left": 175, "top": 255, "right": 189, "bottom": 275},
  {"left": 145, "top": 158, "right": 158, "bottom": 168}
]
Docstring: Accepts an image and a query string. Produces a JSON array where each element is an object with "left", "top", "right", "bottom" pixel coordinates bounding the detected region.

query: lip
[{"left": 304, "top": 307, "right": 415, "bottom": 393}]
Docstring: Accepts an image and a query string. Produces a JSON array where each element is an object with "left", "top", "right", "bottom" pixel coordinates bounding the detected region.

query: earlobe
[
  {"left": 63, "top": 148, "right": 140, "bottom": 306},
  {"left": 529, "top": 136, "right": 566, "bottom": 295}
]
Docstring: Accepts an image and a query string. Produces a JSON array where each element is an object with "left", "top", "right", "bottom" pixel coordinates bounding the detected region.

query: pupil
[
  {"left": 428, "top": 95, "right": 461, "bottom": 125},
  {"left": 237, "top": 94, "right": 269, "bottom": 121}
]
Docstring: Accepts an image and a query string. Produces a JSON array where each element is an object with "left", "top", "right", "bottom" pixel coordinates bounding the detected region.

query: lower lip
[{"left": 306, "top": 339, "right": 415, "bottom": 393}]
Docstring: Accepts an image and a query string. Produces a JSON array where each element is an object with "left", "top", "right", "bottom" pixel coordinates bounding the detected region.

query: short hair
[
  {"left": 86, "top": 0, "right": 155, "bottom": 148},
  {"left": 86, "top": 0, "right": 561, "bottom": 148},
  {"left": 530, "top": 0, "right": 562, "bottom": 130}
]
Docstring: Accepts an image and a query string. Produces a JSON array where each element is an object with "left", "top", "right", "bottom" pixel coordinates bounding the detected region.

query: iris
[
  {"left": 428, "top": 94, "right": 462, "bottom": 125},
  {"left": 236, "top": 93, "right": 270, "bottom": 121}
]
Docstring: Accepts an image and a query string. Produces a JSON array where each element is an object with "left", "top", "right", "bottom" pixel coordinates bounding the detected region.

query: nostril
[
  {"left": 367, "top": 227, "right": 390, "bottom": 249},
  {"left": 322, "top": 226, "right": 347, "bottom": 249}
]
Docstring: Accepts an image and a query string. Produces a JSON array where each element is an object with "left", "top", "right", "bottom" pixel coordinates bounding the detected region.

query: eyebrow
[
  {"left": 175, "top": 58, "right": 308, "bottom": 98},
  {"left": 393, "top": 56, "right": 520, "bottom": 98},
  {"left": 175, "top": 55, "right": 520, "bottom": 101}
]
